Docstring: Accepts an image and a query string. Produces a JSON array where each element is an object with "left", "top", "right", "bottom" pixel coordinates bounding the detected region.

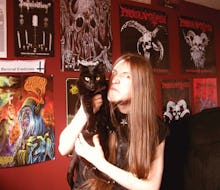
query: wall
[{"left": 0, "top": 0, "right": 219, "bottom": 190}]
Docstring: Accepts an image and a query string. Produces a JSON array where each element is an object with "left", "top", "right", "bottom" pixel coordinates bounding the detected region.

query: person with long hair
[{"left": 59, "top": 53, "right": 169, "bottom": 190}]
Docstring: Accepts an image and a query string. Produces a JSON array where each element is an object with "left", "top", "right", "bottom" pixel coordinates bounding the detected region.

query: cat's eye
[
  {"left": 84, "top": 77, "right": 90, "bottom": 82},
  {"left": 96, "top": 76, "right": 100, "bottom": 81}
]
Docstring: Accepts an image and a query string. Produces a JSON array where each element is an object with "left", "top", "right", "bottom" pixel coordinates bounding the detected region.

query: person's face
[{"left": 108, "top": 60, "right": 132, "bottom": 104}]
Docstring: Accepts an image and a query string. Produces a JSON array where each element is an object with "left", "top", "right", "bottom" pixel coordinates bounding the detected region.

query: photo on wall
[
  {"left": 179, "top": 16, "right": 216, "bottom": 74},
  {"left": 161, "top": 79, "right": 191, "bottom": 123},
  {"left": 193, "top": 78, "right": 217, "bottom": 113},
  {"left": 60, "top": 0, "right": 112, "bottom": 72},
  {"left": 0, "top": 0, "right": 7, "bottom": 58},
  {"left": 120, "top": 3, "right": 169, "bottom": 73},
  {"left": 0, "top": 75, "right": 55, "bottom": 168},
  {"left": 14, "top": 0, "right": 54, "bottom": 57}
]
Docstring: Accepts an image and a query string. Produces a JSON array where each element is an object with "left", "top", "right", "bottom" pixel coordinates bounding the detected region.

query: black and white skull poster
[
  {"left": 161, "top": 79, "right": 191, "bottom": 123},
  {"left": 179, "top": 16, "right": 216, "bottom": 74},
  {"left": 120, "top": 4, "right": 169, "bottom": 73},
  {"left": 60, "top": 0, "right": 112, "bottom": 72},
  {"left": 14, "top": 0, "right": 54, "bottom": 57}
]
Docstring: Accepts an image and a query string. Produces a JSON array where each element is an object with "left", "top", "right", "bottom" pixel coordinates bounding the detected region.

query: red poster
[{"left": 193, "top": 78, "right": 217, "bottom": 113}]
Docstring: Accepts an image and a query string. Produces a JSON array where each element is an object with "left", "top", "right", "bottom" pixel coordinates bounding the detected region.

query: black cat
[{"left": 67, "top": 61, "right": 113, "bottom": 189}]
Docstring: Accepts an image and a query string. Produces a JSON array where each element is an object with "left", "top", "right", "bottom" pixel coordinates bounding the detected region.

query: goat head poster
[
  {"left": 120, "top": 4, "right": 169, "bottom": 73},
  {"left": 0, "top": 75, "right": 55, "bottom": 168},
  {"left": 179, "top": 16, "right": 216, "bottom": 74}
]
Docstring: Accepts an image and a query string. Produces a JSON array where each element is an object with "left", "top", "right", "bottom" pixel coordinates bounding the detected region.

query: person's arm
[
  {"left": 58, "top": 104, "right": 87, "bottom": 156},
  {"left": 58, "top": 94, "right": 103, "bottom": 156},
  {"left": 75, "top": 134, "right": 165, "bottom": 190}
]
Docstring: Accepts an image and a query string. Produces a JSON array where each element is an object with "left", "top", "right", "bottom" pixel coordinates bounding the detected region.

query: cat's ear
[
  {"left": 96, "top": 62, "right": 104, "bottom": 71},
  {"left": 78, "top": 64, "right": 86, "bottom": 71}
]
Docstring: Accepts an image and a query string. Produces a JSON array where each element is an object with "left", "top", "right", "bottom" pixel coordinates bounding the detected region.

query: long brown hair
[{"left": 109, "top": 53, "right": 159, "bottom": 178}]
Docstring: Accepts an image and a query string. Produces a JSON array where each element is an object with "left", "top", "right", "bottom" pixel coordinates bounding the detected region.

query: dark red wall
[{"left": 0, "top": 0, "right": 219, "bottom": 190}]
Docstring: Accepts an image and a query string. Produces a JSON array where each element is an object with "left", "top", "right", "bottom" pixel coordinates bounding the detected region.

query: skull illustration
[
  {"left": 184, "top": 30, "right": 209, "bottom": 69},
  {"left": 163, "top": 99, "right": 190, "bottom": 122},
  {"left": 121, "top": 20, "right": 164, "bottom": 63},
  {"left": 163, "top": 100, "right": 175, "bottom": 122},
  {"left": 69, "top": 0, "right": 98, "bottom": 59},
  {"left": 177, "top": 99, "right": 190, "bottom": 118}
]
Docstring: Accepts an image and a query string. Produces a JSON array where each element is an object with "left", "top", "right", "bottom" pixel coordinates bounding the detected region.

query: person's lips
[{"left": 109, "top": 87, "right": 119, "bottom": 93}]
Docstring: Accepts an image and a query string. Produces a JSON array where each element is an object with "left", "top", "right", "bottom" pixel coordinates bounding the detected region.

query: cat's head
[{"left": 77, "top": 61, "right": 106, "bottom": 94}]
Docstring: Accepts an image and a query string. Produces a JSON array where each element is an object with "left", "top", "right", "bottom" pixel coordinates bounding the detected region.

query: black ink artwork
[{"left": 14, "top": 0, "right": 54, "bottom": 57}]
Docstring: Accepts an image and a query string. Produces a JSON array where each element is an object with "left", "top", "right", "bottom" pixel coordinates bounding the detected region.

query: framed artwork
[
  {"left": 0, "top": 75, "right": 55, "bottom": 168},
  {"left": 193, "top": 78, "right": 218, "bottom": 113},
  {"left": 14, "top": 0, "right": 54, "bottom": 57},
  {"left": 120, "top": 3, "right": 169, "bottom": 73},
  {"left": 0, "top": 0, "right": 7, "bottom": 58},
  {"left": 179, "top": 16, "right": 216, "bottom": 74},
  {"left": 161, "top": 79, "right": 191, "bottom": 123},
  {"left": 60, "top": 0, "right": 112, "bottom": 72}
]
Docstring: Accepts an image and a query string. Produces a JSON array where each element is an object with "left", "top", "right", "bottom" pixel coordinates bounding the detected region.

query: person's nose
[{"left": 111, "top": 74, "right": 120, "bottom": 84}]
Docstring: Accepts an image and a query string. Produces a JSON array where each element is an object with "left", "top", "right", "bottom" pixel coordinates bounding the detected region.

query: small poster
[
  {"left": 179, "top": 16, "right": 216, "bottom": 74},
  {"left": 0, "top": 0, "right": 7, "bottom": 58},
  {"left": 14, "top": 0, "right": 54, "bottom": 57},
  {"left": 120, "top": 4, "right": 169, "bottom": 73},
  {"left": 0, "top": 59, "right": 45, "bottom": 74},
  {"left": 0, "top": 75, "right": 55, "bottom": 168},
  {"left": 193, "top": 78, "right": 217, "bottom": 113},
  {"left": 66, "top": 78, "right": 79, "bottom": 124},
  {"left": 60, "top": 0, "right": 112, "bottom": 72},
  {"left": 161, "top": 79, "right": 191, "bottom": 123}
]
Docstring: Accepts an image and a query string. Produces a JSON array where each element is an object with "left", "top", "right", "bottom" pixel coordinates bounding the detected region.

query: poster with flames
[
  {"left": 161, "top": 79, "right": 191, "bottom": 123},
  {"left": 193, "top": 78, "right": 217, "bottom": 113},
  {"left": 60, "top": 0, "right": 112, "bottom": 72},
  {"left": 0, "top": 75, "right": 55, "bottom": 168},
  {"left": 120, "top": 4, "right": 169, "bottom": 73},
  {"left": 179, "top": 16, "right": 216, "bottom": 74}
]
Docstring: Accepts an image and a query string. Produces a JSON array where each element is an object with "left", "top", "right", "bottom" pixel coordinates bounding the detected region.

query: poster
[
  {"left": 161, "top": 79, "right": 191, "bottom": 123},
  {"left": 120, "top": 4, "right": 169, "bottom": 73},
  {"left": 60, "top": 0, "right": 112, "bottom": 72},
  {"left": 179, "top": 16, "right": 216, "bottom": 74},
  {"left": 66, "top": 78, "right": 79, "bottom": 124},
  {"left": 14, "top": 0, "right": 54, "bottom": 57},
  {"left": 0, "top": 75, "right": 55, "bottom": 168},
  {"left": 193, "top": 78, "right": 217, "bottom": 113},
  {"left": 0, "top": 0, "right": 7, "bottom": 58}
]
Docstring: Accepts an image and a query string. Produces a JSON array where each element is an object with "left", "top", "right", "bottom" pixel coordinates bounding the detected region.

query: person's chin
[{"left": 108, "top": 95, "right": 120, "bottom": 103}]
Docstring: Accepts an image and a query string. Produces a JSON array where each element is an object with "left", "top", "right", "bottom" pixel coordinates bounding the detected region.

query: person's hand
[
  {"left": 92, "top": 94, "right": 103, "bottom": 113},
  {"left": 75, "top": 133, "right": 105, "bottom": 166}
]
